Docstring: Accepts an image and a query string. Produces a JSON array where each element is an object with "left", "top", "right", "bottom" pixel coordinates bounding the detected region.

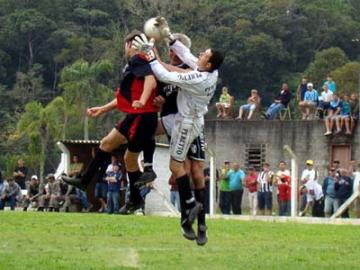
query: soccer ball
[{"left": 144, "top": 17, "right": 162, "bottom": 41}]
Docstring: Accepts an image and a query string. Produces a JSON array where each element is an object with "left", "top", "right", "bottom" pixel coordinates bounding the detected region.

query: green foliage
[{"left": 332, "top": 62, "right": 360, "bottom": 96}]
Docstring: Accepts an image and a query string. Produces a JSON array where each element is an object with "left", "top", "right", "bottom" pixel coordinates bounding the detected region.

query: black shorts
[
  {"left": 115, "top": 112, "right": 158, "bottom": 153},
  {"left": 187, "top": 133, "right": 206, "bottom": 161}
]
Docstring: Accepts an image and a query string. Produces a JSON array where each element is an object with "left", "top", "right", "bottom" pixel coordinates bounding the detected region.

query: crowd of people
[
  {"left": 216, "top": 75, "right": 359, "bottom": 136},
  {"left": 217, "top": 159, "right": 360, "bottom": 218}
]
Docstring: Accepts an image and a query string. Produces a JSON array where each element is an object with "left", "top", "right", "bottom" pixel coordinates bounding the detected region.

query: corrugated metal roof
[{"left": 59, "top": 140, "right": 100, "bottom": 144}]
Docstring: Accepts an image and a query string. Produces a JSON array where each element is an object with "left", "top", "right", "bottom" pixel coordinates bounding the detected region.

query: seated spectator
[
  {"left": 13, "top": 158, "right": 28, "bottom": 190},
  {"left": 68, "top": 154, "right": 84, "bottom": 177},
  {"left": 236, "top": 89, "right": 261, "bottom": 120},
  {"left": 263, "top": 83, "right": 291, "bottom": 120},
  {"left": 335, "top": 169, "right": 353, "bottom": 218},
  {"left": 38, "top": 174, "right": 61, "bottom": 212},
  {"left": 106, "top": 163, "right": 122, "bottom": 214},
  {"left": 340, "top": 94, "right": 352, "bottom": 135},
  {"left": 0, "top": 173, "right": 7, "bottom": 196},
  {"left": 257, "top": 163, "right": 274, "bottom": 216},
  {"left": 23, "top": 175, "right": 40, "bottom": 211},
  {"left": 350, "top": 93, "right": 359, "bottom": 133},
  {"left": 0, "top": 178, "right": 22, "bottom": 210},
  {"left": 324, "top": 74, "right": 336, "bottom": 93},
  {"left": 244, "top": 167, "right": 258, "bottom": 216},
  {"left": 317, "top": 84, "right": 333, "bottom": 119},
  {"left": 299, "top": 82, "right": 318, "bottom": 120},
  {"left": 324, "top": 93, "right": 342, "bottom": 136},
  {"left": 216, "top": 86, "right": 232, "bottom": 118},
  {"left": 296, "top": 76, "right": 308, "bottom": 102}
]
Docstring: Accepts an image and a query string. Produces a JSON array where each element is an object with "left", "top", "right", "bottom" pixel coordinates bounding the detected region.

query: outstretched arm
[{"left": 87, "top": 98, "right": 117, "bottom": 118}]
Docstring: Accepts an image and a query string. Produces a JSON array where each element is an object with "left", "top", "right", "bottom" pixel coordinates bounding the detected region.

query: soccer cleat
[
  {"left": 118, "top": 201, "right": 144, "bottom": 215},
  {"left": 61, "top": 175, "right": 87, "bottom": 191},
  {"left": 134, "top": 168, "right": 157, "bottom": 187},
  {"left": 196, "top": 224, "right": 208, "bottom": 246},
  {"left": 181, "top": 220, "right": 196, "bottom": 240}
]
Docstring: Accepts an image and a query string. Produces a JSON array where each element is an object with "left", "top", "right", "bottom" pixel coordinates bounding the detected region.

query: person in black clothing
[
  {"left": 335, "top": 169, "right": 353, "bottom": 218},
  {"left": 264, "top": 83, "right": 292, "bottom": 120},
  {"left": 13, "top": 159, "right": 28, "bottom": 189},
  {"left": 296, "top": 76, "right": 308, "bottom": 102}
]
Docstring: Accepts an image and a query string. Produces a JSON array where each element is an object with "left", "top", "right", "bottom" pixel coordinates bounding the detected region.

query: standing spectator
[
  {"left": 244, "top": 167, "right": 258, "bottom": 215},
  {"left": 335, "top": 169, "right": 353, "bottom": 218},
  {"left": 350, "top": 93, "right": 359, "bottom": 133},
  {"left": 275, "top": 161, "right": 291, "bottom": 215},
  {"left": 38, "top": 174, "right": 61, "bottom": 212},
  {"left": 227, "top": 162, "right": 245, "bottom": 215},
  {"left": 323, "top": 167, "right": 338, "bottom": 217},
  {"left": 13, "top": 158, "right": 28, "bottom": 189},
  {"left": 257, "top": 163, "right": 274, "bottom": 216},
  {"left": 317, "top": 84, "right": 333, "bottom": 119},
  {"left": 0, "top": 178, "right": 21, "bottom": 210},
  {"left": 324, "top": 93, "right": 342, "bottom": 135},
  {"left": 106, "top": 163, "right": 122, "bottom": 214},
  {"left": 264, "top": 83, "right": 292, "bottom": 120},
  {"left": 203, "top": 167, "right": 210, "bottom": 214},
  {"left": 218, "top": 161, "right": 231, "bottom": 214},
  {"left": 300, "top": 160, "right": 317, "bottom": 212},
  {"left": 299, "top": 83, "right": 318, "bottom": 120},
  {"left": 296, "top": 76, "right": 308, "bottom": 101},
  {"left": 277, "top": 174, "right": 291, "bottom": 216},
  {"left": 236, "top": 89, "right": 261, "bottom": 120},
  {"left": 23, "top": 175, "right": 40, "bottom": 211},
  {"left": 353, "top": 162, "right": 360, "bottom": 218},
  {"left": 340, "top": 94, "right": 352, "bottom": 135},
  {"left": 169, "top": 174, "right": 180, "bottom": 211},
  {"left": 332, "top": 160, "right": 342, "bottom": 178},
  {"left": 324, "top": 74, "right": 336, "bottom": 93},
  {"left": 216, "top": 86, "right": 232, "bottom": 118}
]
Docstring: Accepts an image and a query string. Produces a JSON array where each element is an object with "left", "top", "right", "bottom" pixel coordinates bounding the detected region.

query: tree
[
  {"left": 332, "top": 62, "right": 360, "bottom": 95},
  {"left": 13, "top": 97, "right": 65, "bottom": 181}
]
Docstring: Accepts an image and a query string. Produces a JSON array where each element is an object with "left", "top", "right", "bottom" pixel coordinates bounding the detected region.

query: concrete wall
[{"left": 205, "top": 119, "right": 360, "bottom": 180}]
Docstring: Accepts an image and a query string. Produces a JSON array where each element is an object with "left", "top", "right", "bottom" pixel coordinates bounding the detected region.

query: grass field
[{"left": 1, "top": 212, "right": 360, "bottom": 270}]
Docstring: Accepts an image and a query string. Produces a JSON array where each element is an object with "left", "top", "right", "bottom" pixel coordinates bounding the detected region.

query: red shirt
[
  {"left": 278, "top": 180, "right": 291, "bottom": 201},
  {"left": 245, "top": 174, "right": 258, "bottom": 193}
]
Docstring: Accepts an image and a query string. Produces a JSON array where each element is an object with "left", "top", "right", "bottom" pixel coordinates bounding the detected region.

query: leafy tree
[{"left": 332, "top": 62, "right": 360, "bottom": 95}]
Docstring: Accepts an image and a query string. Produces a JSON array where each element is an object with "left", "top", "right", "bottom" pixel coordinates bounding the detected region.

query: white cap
[
  {"left": 307, "top": 82, "right": 313, "bottom": 88},
  {"left": 31, "top": 175, "right": 38, "bottom": 180}
]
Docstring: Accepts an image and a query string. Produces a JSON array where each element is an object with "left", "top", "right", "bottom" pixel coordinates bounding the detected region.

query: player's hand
[
  {"left": 153, "top": 95, "right": 165, "bottom": 107},
  {"left": 154, "top": 17, "right": 174, "bottom": 40},
  {"left": 132, "top": 34, "right": 156, "bottom": 61},
  {"left": 87, "top": 107, "right": 104, "bottom": 118},
  {"left": 132, "top": 100, "right": 144, "bottom": 109}
]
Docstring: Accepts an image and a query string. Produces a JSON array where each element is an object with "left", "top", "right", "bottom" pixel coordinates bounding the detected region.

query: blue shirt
[
  {"left": 107, "top": 171, "right": 122, "bottom": 192},
  {"left": 324, "top": 177, "right": 336, "bottom": 198},
  {"left": 341, "top": 101, "right": 351, "bottom": 116},
  {"left": 227, "top": 169, "right": 245, "bottom": 191},
  {"left": 330, "top": 99, "right": 342, "bottom": 111},
  {"left": 325, "top": 80, "right": 336, "bottom": 93},
  {"left": 304, "top": 90, "right": 318, "bottom": 102}
]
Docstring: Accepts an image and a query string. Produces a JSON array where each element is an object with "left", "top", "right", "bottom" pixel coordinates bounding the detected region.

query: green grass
[{"left": 1, "top": 212, "right": 360, "bottom": 270}]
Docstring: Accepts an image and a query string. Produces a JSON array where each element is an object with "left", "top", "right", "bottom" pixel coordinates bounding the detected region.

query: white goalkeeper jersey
[{"left": 150, "top": 40, "right": 218, "bottom": 118}]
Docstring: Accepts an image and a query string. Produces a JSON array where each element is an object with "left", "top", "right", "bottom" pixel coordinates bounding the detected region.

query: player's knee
[{"left": 100, "top": 137, "right": 113, "bottom": 152}]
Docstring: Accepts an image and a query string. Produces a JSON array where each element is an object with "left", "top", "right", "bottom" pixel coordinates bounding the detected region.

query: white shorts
[{"left": 162, "top": 114, "right": 204, "bottom": 162}]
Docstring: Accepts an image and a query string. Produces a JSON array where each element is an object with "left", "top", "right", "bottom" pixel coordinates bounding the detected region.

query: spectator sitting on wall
[
  {"left": 257, "top": 162, "right": 274, "bottom": 216},
  {"left": 335, "top": 169, "right": 353, "bottom": 218},
  {"left": 317, "top": 84, "right": 333, "bottom": 119},
  {"left": 296, "top": 76, "right": 308, "bottom": 102},
  {"left": 216, "top": 86, "right": 232, "bottom": 118},
  {"left": 227, "top": 162, "right": 245, "bottom": 215},
  {"left": 13, "top": 158, "right": 28, "bottom": 190},
  {"left": 324, "top": 74, "right": 336, "bottom": 93},
  {"left": 350, "top": 93, "right": 359, "bottom": 133},
  {"left": 23, "top": 175, "right": 40, "bottom": 211},
  {"left": 324, "top": 93, "right": 342, "bottom": 136},
  {"left": 218, "top": 161, "right": 231, "bottom": 214},
  {"left": 340, "top": 94, "right": 352, "bottom": 135},
  {"left": 236, "top": 89, "right": 261, "bottom": 120},
  {"left": 299, "top": 83, "right": 318, "bottom": 120},
  {"left": 263, "top": 83, "right": 292, "bottom": 120},
  {"left": 0, "top": 177, "right": 22, "bottom": 211},
  {"left": 244, "top": 167, "right": 258, "bottom": 216}
]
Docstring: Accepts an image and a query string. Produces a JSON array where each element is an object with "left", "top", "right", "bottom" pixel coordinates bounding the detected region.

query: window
[{"left": 245, "top": 144, "right": 266, "bottom": 171}]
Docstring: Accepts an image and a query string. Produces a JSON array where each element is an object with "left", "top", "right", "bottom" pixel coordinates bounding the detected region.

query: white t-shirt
[
  {"left": 301, "top": 169, "right": 316, "bottom": 183},
  {"left": 319, "top": 91, "right": 333, "bottom": 102}
]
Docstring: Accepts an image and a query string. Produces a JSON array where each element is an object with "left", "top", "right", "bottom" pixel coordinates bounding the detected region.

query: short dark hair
[
  {"left": 124, "top": 30, "right": 142, "bottom": 43},
  {"left": 263, "top": 162, "right": 270, "bottom": 167},
  {"left": 209, "top": 49, "right": 224, "bottom": 71}
]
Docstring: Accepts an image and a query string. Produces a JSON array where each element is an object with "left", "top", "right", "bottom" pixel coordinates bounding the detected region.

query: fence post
[{"left": 284, "top": 145, "right": 298, "bottom": 217}]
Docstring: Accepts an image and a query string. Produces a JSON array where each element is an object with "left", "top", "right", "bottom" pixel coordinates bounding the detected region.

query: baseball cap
[
  {"left": 306, "top": 160, "right": 313, "bottom": 166},
  {"left": 224, "top": 160, "right": 230, "bottom": 164},
  {"left": 46, "top": 173, "right": 55, "bottom": 179},
  {"left": 31, "top": 175, "right": 38, "bottom": 180},
  {"left": 307, "top": 83, "right": 313, "bottom": 88}
]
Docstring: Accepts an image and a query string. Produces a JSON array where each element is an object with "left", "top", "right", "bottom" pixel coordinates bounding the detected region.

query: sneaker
[
  {"left": 181, "top": 220, "right": 196, "bottom": 240},
  {"left": 118, "top": 201, "right": 144, "bottom": 215},
  {"left": 61, "top": 175, "right": 87, "bottom": 191},
  {"left": 135, "top": 169, "right": 157, "bottom": 187},
  {"left": 324, "top": 131, "right": 332, "bottom": 136},
  {"left": 196, "top": 224, "right": 208, "bottom": 246}
]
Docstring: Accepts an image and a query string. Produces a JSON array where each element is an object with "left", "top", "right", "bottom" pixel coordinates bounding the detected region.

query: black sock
[
  {"left": 127, "top": 171, "right": 142, "bottom": 204},
  {"left": 176, "top": 174, "right": 196, "bottom": 219},
  {"left": 81, "top": 148, "right": 111, "bottom": 186},
  {"left": 195, "top": 188, "right": 206, "bottom": 226},
  {"left": 143, "top": 138, "right": 155, "bottom": 171}
]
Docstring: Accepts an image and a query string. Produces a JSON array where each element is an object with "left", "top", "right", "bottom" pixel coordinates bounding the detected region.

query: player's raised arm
[{"left": 132, "top": 74, "right": 157, "bottom": 108}]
